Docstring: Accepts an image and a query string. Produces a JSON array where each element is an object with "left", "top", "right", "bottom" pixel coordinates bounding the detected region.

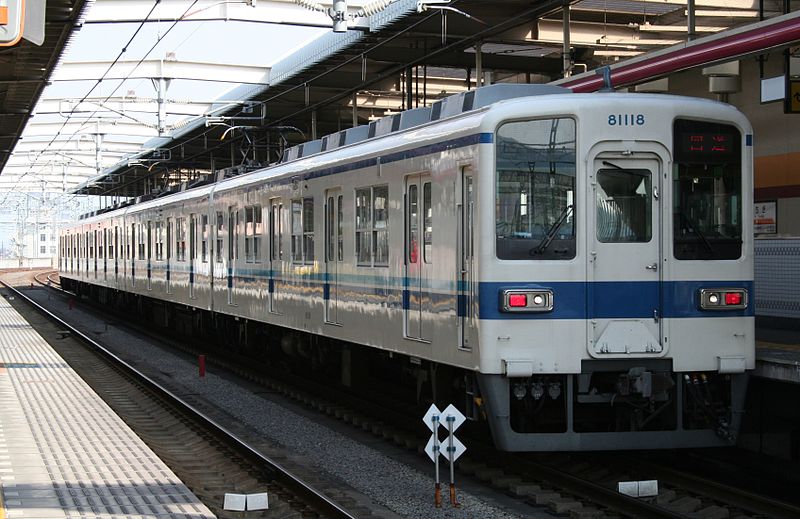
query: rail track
[
  {"left": 0, "top": 275, "right": 363, "bottom": 519},
  {"left": 14, "top": 269, "right": 800, "bottom": 518}
]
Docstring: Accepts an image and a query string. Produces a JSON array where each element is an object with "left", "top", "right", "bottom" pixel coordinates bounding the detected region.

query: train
[{"left": 59, "top": 83, "right": 755, "bottom": 451}]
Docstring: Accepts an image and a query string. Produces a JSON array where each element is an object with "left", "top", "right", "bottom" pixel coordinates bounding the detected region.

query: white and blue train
[{"left": 59, "top": 84, "right": 754, "bottom": 451}]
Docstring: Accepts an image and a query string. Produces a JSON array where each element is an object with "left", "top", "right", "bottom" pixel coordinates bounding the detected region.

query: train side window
[
  {"left": 291, "top": 198, "right": 314, "bottom": 264},
  {"left": 357, "top": 185, "right": 389, "bottom": 267},
  {"left": 408, "top": 185, "right": 418, "bottom": 264},
  {"left": 422, "top": 183, "right": 431, "bottom": 264},
  {"left": 147, "top": 221, "right": 152, "bottom": 261},
  {"left": 292, "top": 200, "right": 302, "bottom": 263},
  {"left": 245, "top": 205, "right": 262, "bottom": 263},
  {"left": 337, "top": 195, "right": 343, "bottom": 262},
  {"left": 166, "top": 218, "right": 172, "bottom": 261},
  {"left": 303, "top": 198, "right": 314, "bottom": 264},
  {"left": 326, "top": 196, "right": 336, "bottom": 262},
  {"left": 215, "top": 211, "right": 224, "bottom": 263},
  {"left": 189, "top": 215, "right": 196, "bottom": 262},
  {"left": 495, "top": 117, "right": 576, "bottom": 260},
  {"left": 155, "top": 221, "right": 163, "bottom": 261},
  {"left": 201, "top": 214, "right": 209, "bottom": 262},
  {"left": 138, "top": 224, "right": 146, "bottom": 259},
  {"left": 374, "top": 186, "right": 389, "bottom": 265},
  {"left": 228, "top": 206, "right": 239, "bottom": 262},
  {"left": 176, "top": 217, "right": 186, "bottom": 261},
  {"left": 271, "top": 201, "right": 283, "bottom": 261},
  {"left": 355, "top": 188, "right": 371, "bottom": 265}
]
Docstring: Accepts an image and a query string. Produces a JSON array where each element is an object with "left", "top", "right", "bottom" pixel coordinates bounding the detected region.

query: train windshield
[
  {"left": 673, "top": 119, "right": 742, "bottom": 260},
  {"left": 495, "top": 117, "right": 576, "bottom": 260}
]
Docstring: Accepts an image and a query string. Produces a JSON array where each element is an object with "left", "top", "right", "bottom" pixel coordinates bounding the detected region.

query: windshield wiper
[
  {"left": 532, "top": 204, "right": 573, "bottom": 255},
  {"left": 680, "top": 212, "right": 714, "bottom": 253},
  {"left": 602, "top": 160, "right": 625, "bottom": 170}
]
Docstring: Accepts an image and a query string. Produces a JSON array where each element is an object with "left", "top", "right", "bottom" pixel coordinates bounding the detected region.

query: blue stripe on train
[
  {"left": 478, "top": 280, "right": 755, "bottom": 320},
  {"left": 121, "top": 265, "right": 753, "bottom": 320}
]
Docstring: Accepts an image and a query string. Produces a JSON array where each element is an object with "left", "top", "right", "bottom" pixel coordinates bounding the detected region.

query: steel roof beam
[
  {"left": 54, "top": 60, "right": 271, "bottom": 85},
  {"left": 84, "top": 0, "right": 372, "bottom": 30}
]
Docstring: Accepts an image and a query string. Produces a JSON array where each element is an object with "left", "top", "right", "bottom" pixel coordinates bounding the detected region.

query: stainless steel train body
[{"left": 59, "top": 85, "right": 754, "bottom": 451}]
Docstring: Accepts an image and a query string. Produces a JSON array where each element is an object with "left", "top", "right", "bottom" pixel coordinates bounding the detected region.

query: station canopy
[{"left": 0, "top": 0, "right": 791, "bottom": 211}]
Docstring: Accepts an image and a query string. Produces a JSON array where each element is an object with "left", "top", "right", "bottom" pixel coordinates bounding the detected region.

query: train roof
[
  {"left": 281, "top": 83, "right": 568, "bottom": 162},
  {"left": 71, "top": 88, "right": 749, "bottom": 226}
]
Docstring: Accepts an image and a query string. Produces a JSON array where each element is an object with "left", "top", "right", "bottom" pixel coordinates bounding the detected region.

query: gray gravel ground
[{"left": 23, "top": 286, "right": 550, "bottom": 519}]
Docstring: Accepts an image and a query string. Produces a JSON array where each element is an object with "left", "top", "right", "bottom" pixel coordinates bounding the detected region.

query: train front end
[{"left": 476, "top": 94, "right": 754, "bottom": 451}]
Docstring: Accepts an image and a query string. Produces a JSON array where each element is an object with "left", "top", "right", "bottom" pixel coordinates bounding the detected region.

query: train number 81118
[{"left": 608, "top": 114, "right": 646, "bottom": 126}]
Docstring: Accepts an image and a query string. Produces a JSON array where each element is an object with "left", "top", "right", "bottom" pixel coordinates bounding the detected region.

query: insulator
[
  {"left": 294, "top": 0, "right": 326, "bottom": 12},
  {"left": 358, "top": 0, "right": 393, "bottom": 17}
]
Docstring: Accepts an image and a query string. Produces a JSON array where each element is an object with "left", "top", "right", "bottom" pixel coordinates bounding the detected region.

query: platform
[
  {"left": 754, "top": 323, "right": 800, "bottom": 384},
  {"left": 0, "top": 295, "right": 214, "bottom": 519}
]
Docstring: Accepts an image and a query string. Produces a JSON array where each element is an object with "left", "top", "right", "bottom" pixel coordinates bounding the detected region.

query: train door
[
  {"left": 227, "top": 205, "right": 238, "bottom": 305},
  {"left": 405, "top": 174, "right": 433, "bottom": 342},
  {"left": 325, "top": 189, "right": 343, "bottom": 325},
  {"left": 589, "top": 154, "right": 663, "bottom": 356},
  {"left": 268, "top": 199, "right": 283, "bottom": 314},
  {"left": 457, "top": 167, "right": 475, "bottom": 350}
]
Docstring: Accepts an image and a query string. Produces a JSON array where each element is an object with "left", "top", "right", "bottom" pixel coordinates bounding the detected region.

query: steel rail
[
  {"left": 0, "top": 279, "right": 358, "bottom": 519},
  {"left": 621, "top": 455, "right": 800, "bottom": 519}
]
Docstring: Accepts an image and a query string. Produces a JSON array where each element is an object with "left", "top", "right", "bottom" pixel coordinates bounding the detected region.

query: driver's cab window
[{"left": 495, "top": 117, "right": 576, "bottom": 260}]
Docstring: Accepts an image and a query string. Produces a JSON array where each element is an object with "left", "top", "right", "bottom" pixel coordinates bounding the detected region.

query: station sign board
[
  {"left": 0, "top": 0, "right": 46, "bottom": 47},
  {"left": 788, "top": 80, "right": 800, "bottom": 114},
  {"left": 754, "top": 201, "right": 777, "bottom": 234}
]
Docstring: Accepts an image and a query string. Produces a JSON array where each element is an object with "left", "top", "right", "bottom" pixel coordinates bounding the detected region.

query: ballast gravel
[{"left": 24, "top": 287, "right": 548, "bottom": 519}]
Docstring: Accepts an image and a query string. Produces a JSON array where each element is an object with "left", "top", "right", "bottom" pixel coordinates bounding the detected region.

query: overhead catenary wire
[{"left": 8, "top": 0, "right": 202, "bottom": 206}]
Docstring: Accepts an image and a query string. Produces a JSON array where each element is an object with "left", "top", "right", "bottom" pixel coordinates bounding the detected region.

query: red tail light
[
  {"left": 508, "top": 294, "right": 528, "bottom": 307},
  {"left": 724, "top": 292, "right": 742, "bottom": 305}
]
